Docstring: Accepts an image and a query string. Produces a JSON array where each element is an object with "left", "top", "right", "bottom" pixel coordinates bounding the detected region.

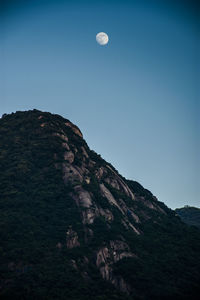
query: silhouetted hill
[
  {"left": 175, "top": 206, "right": 200, "bottom": 229},
  {"left": 0, "top": 110, "right": 200, "bottom": 300}
]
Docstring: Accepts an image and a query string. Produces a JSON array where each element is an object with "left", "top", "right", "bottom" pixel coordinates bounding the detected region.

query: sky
[{"left": 0, "top": 0, "right": 199, "bottom": 209}]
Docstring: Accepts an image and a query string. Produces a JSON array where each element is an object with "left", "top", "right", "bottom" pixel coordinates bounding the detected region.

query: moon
[{"left": 96, "top": 32, "right": 109, "bottom": 46}]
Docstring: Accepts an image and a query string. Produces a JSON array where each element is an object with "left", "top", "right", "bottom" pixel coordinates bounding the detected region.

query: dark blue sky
[{"left": 0, "top": 0, "right": 199, "bottom": 208}]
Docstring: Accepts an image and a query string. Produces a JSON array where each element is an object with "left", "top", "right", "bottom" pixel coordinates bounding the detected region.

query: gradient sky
[{"left": 0, "top": 0, "right": 199, "bottom": 209}]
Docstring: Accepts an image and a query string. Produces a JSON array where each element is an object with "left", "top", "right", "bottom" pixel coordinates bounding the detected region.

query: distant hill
[
  {"left": 0, "top": 110, "right": 200, "bottom": 300},
  {"left": 175, "top": 206, "right": 200, "bottom": 229}
]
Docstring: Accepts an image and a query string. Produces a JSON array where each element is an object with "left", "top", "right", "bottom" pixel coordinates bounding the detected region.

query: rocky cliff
[{"left": 0, "top": 110, "right": 200, "bottom": 300}]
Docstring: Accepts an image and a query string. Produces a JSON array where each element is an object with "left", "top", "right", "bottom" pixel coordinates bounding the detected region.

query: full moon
[{"left": 96, "top": 32, "right": 109, "bottom": 46}]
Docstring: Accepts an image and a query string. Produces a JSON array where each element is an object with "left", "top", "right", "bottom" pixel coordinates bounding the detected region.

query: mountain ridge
[
  {"left": 0, "top": 109, "right": 200, "bottom": 299},
  {"left": 175, "top": 206, "right": 200, "bottom": 229}
]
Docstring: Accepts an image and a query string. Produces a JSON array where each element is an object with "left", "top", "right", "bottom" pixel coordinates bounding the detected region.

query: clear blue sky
[{"left": 0, "top": 0, "right": 199, "bottom": 209}]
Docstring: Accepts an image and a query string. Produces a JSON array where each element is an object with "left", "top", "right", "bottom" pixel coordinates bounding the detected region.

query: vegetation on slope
[
  {"left": 0, "top": 110, "right": 200, "bottom": 300},
  {"left": 175, "top": 206, "right": 200, "bottom": 229}
]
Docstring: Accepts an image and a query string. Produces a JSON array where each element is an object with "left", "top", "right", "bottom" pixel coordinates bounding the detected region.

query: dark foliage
[{"left": 175, "top": 206, "right": 200, "bottom": 229}]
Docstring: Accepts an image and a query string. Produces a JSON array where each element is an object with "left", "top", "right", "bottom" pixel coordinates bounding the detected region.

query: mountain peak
[{"left": 2, "top": 109, "right": 83, "bottom": 137}]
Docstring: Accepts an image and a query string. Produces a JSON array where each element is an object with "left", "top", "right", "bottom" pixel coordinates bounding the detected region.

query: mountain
[
  {"left": 175, "top": 206, "right": 200, "bottom": 229},
  {"left": 0, "top": 110, "right": 200, "bottom": 300}
]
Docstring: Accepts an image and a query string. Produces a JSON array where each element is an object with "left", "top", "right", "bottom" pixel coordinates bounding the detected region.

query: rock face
[
  {"left": 65, "top": 121, "right": 83, "bottom": 138},
  {"left": 66, "top": 228, "right": 80, "bottom": 248},
  {"left": 96, "top": 240, "right": 136, "bottom": 294},
  {"left": 0, "top": 109, "right": 200, "bottom": 300}
]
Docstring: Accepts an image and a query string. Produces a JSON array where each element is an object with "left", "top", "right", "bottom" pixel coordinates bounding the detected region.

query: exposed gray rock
[
  {"left": 127, "top": 222, "right": 140, "bottom": 235},
  {"left": 95, "top": 167, "right": 105, "bottom": 180},
  {"left": 106, "top": 165, "right": 135, "bottom": 200},
  {"left": 139, "top": 197, "right": 165, "bottom": 214},
  {"left": 129, "top": 210, "right": 140, "bottom": 223},
  {"left": 118, "top": 198, "right": 140, "bottom": 223},
  {"left": 104, "top": 177, "right": 120, "bottom": 190},
  {"left": 66, "top": 228, "right": 80, "bottom": 249},
  {"left": 73, "top": 165, "right": 84, "bottom": 176},
  {"left": 99, "top": 183, "right": 124, "bottom": 214},
  {"left": 99, "top": 208, "right": 114, "bottom": 222},
  {"left": 84, "top": 176, "right": 90, "bottom": 184},
  {"left": 81, "top": 146, "right": 89, "bottom": 158},
  {"left": 53, "top": 132, "right": 68, "bottom": 142},
  {"left": 96, "top": 240, "right": 135, "bottom": 294},
  {"left": 62, "top": 163, "right": 83, "bottom": 184},
  {"left": 82, "top": 209, "right": 96, "bottom": 224},
  {"left": 74, "top": 186, "right": 93, "bottom": 208},
  {"left": 88, "top": 160, "right": 96, "bottom": 168},
  {"left": 70, "top": 259, "right": 78, "bottom": 270},
  {"left": 99, "top": 184, "right": 140, "bottom": 235},
  {"left": 64, "top": 151, "right": 74, "bottom": 163},
  {"left": 65, "top": 121, "right": 83, "bottom": 138},
  {"left": 62, "top": 142, "right": 70, "bottom": 150}
]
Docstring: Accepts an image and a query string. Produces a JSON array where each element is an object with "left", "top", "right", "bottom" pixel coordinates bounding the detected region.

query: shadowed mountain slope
[
  {"left": 175, "top": 206, "right": 200, "bottom": 229},
  {"left": 0, "top": 110, "right": 200, "bottom": 300}
]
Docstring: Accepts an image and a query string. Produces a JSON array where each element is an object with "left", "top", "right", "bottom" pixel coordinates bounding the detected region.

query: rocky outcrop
[
  {"left": 73, "top": 186, "right": 93, "bottom": 208},
  {"left": 118, "top": 198, "right": 140, "bottom": 223},
  {"left": 84, "top": 177, "right": 90, "bottom": 184},
  {"left": 139, "top": 196, "right": 166, "bottom": 214},
  {"left": 69, "top": 185, "right": 96, "bottom": 224},
  {"left": 64, "top": 151, "right": 74, "bottom": 163},
  {"left": 53, "top": 132, "right": 68, "bottom": 142},
  {"left": 62, "top": 163, "right": 83, "bottom": 184},
  {"left": 82, "top": 209, "right": 96, "bottom": 224},
  {"left": 65, "top": 121, "right": 83, "bottom": 138},
  {"left": 35, "top": 111, "right": 167, "bottom": 291},
  {"left": 66, "top": 228, "right": 80, "bottom": 249},
  {"left": 95, "top": 167, "right": 106, "bottom": 180},
  {"left": 99, "top": 183, "right": 124, "bottom": 214},
  {"left": 99, "top": 208, "right": 114, "bottom": 222},
  {"left": 62, "top": 142, "right": 70, "bottom": 150},
  {"left": 95, "top": 165, "right": 135, "bottom": 201},
  {"left": 104, "top": 177, "right": 120, "bottom": 190},
  {"left": 81, "top": 146, "right": 89, "bottom": 158},
  {"left": 106, "top": 165, "right": 135, "bottom": 200},
  {"left": 96, "top": 240, "right": 136, "bottom": 294},
  {"left": 99, "top": 183, "right": 140, "bottom": 234},
  {"left": 51, "top": 115, "right": 142, "bottom": 239},
  {"left": 70, "top": 259, "right": 78, "bottom": 270}
]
